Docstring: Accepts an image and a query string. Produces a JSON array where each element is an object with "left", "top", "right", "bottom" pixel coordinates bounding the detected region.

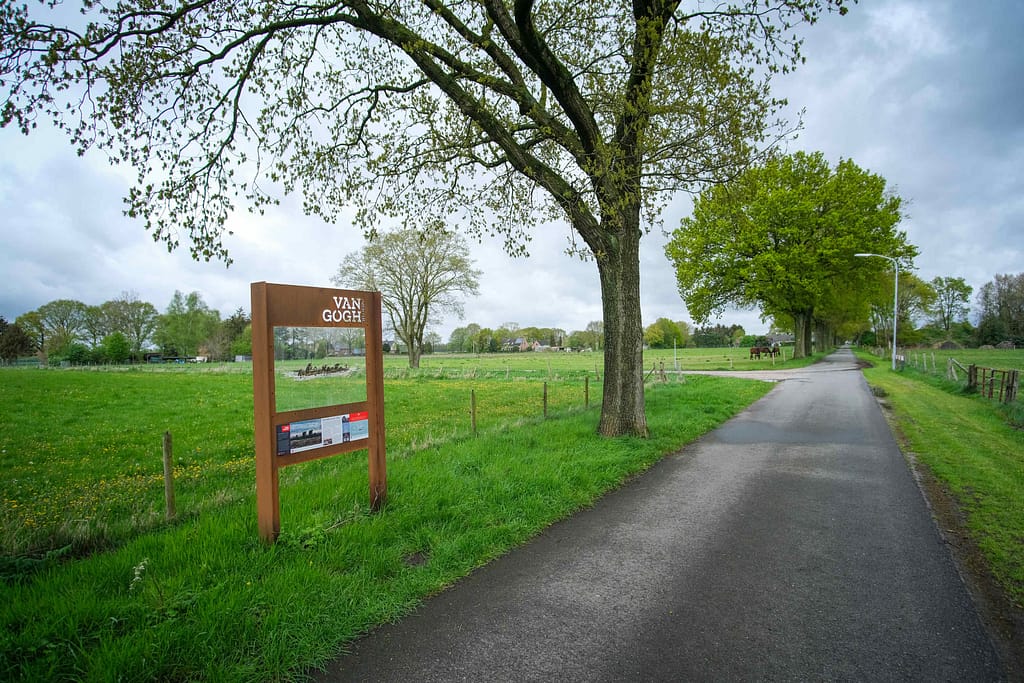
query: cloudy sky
[{"left": 1, "top": 1, "right": 1022, "bottom": 341}]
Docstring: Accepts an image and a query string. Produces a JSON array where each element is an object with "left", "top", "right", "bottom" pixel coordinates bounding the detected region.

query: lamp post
[{"left": 855, "top": 252, "right": 899, "bottom": 370}]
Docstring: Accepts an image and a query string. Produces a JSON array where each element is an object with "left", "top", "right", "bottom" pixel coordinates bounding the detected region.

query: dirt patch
[{"left": 881, "top": 408, "right": 1024, "bottom": 680}]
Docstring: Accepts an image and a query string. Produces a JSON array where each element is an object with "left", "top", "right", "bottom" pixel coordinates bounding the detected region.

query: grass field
[
  {"left": 857, "top": 348, "right": 1024, "bottom": 610},
  {"left": 405, "top": 345, "right": 807, "bottom": 375},
  {"left": 0, "top": 351, "right": 775, "bottom": 680},
  {"left": 894, "top": 347, "right": 1024, "bottom": 375}
]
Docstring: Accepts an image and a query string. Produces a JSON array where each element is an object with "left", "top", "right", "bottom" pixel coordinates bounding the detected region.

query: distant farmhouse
[{"left": 766, "top": 333, "right": 795, "bottom": 346}]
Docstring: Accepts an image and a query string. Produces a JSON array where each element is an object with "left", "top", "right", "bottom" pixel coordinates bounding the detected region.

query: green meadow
[
  {"left": 894, "top": 346, "right": 1024, "bottom": 375},
  {"left": 0, "top": 350, "right": 777, "bottom": 680}
]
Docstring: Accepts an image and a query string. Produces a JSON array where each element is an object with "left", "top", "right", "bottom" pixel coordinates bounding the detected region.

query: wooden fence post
[
  {"left": 585, "top": 375, "right": 590, "bottom": 409},
  {"left": 471, "top": 389, "right": 477, "bottom": 436},
  {"left": 162, "top": 431, "right": 176, "bottom": 520},
  {"left": 543, "top": 382, "right": 548, "bottom": 418}
]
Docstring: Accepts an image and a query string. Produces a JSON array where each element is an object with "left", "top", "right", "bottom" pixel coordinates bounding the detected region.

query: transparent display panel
[{"left": 273, "top": 326, "right": 368, "bottom": 412}]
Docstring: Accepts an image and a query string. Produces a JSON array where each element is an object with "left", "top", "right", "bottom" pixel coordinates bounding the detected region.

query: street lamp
[{"left": 855, "top": 252, "right": 899, "bottom": 370}]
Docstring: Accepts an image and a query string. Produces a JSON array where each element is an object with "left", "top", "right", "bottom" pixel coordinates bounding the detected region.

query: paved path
[{"left": 316, "top": 348, "right": 1003, "bottom": 681}]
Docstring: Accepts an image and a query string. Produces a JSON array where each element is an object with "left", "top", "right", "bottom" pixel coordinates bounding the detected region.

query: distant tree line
[
  {"left": 974, "top": 273, "right": 1024, "bottom": 348},
  {"left": 445, "top": 322, "right": 598, "bottom": 354},
  {"left": 2, "top": 291, "right": 252, "bottom": 364},
  {"left": 444, "top": 319, "right": 760, "bottom": 353},
  {"left": 856, "top": 272, "right": 1024, "bottom": 350},
  {"left": 4, "top": 270, "right": 1017, "bottom": 366}
]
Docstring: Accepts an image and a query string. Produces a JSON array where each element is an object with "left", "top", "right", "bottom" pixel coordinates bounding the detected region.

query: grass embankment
[
  {"left": 857, "top": 354, "right": 1024, "bottom": 609},
  {"left": 0, "top": 365, "right": 771, "bottom": 681}
]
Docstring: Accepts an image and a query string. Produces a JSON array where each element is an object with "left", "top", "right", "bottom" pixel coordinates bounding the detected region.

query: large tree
[
  {"left": 333, "top": 227, "right": 481, "bottom": 369},
  {"left": 1, "top": 0, "right": 850, "bottom": 436},
  {"left": 32, "top": 298, "right": 88, "bottom": 355},
  {"left": 0, "top": 317, "right": 34, "bottom": 362},
  {"left": 154, "top": 291, "right": 221, "bottom": 358},
  {"left": 102, "top": 291, "right": 159, "bottom": 359},
  {"left": 643, "top": 317, "right": 686, "bottom": 349},
  {"left": 666, "top": 151, "right": 912, "bottom": 358},
  {"left": 14, "top": 310, "right": 45, "bottom": 357},
  {"left": 975, "top": 273, "right": 1024, "bottom": 347},
  {"left": 928, "top": 276, "right": 973, "bottom": 334},
  {"left": 81, "top": 305, "right": 111, "bottom": 348}
]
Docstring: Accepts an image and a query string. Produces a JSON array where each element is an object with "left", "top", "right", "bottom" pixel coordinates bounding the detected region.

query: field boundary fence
[
  {"left": 942, "top": 357, "right": 1019, "bottom": 404},
  {"left": 869, "top": 348, "right": 1021, "bottom": 406},
  {"left": 967, "top": 364, "right": 1019, "bottom": 403}
]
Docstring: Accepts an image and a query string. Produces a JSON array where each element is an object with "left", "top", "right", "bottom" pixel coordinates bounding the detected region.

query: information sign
[{"left": 251, "top": 282, "right": 386, "bottom": 542}]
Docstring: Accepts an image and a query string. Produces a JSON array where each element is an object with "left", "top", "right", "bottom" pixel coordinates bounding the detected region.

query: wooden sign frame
[{"left": 251, "top": 282, "right": 386, "bottom": 542}]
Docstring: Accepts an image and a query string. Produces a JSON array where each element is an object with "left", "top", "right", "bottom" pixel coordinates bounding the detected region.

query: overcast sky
[{"left": 1, "top": 0, "right": 1022, "bottom": 341}]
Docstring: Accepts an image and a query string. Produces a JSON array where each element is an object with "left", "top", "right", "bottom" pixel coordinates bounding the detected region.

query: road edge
[{"left": 871, "top": 392, "right": 1024, "bottom": 681}]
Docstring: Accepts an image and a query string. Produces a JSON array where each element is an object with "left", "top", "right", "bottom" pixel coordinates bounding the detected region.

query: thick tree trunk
[
  {"left": 396, "top": 327, "right": 421, "bottom": 369},
  {"left": 792, "top": 309, "right": 813, "bottom": 359},
  {"left": 595, "top": 218, "right": 648, "bottom": 438},
  {"left": 814, "top": 320, "right": 830, "bottom": 353}
]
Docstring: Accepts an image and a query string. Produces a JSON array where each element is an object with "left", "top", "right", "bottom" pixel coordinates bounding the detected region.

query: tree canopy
[
  {"left": 665, "top": 151, "right": 914, "bottom": 357},
  {"left": 643, "top": 318, "right": 688, "bottom": 349},
  {"left": 154, "top": 291, "right": 221, "bottom": 358},
  {"left": 0, "top": 316, "right": 34, "bottom": 361},
  {"left": 30, "top": 298, "right": 88, "bottom": 357},
  {"left": 1, "top": 0, "right": 851, "bottom": 435},
  {"left": 333, "top": 227, "right": 481, "bottom": 369},
  {"left": 928, "top": 276, "right": 972, "bottom": 334},
  {"left": 976, "top": 273, "right": 1024, "bottom": 347},
  {"left": 103, "top": 292, "right": 160, "bottom": 359}
]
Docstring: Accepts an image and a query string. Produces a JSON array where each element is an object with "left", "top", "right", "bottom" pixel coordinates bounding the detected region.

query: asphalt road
[{"left": 315, "top": 348, "right": 1004, "bottom": 681}]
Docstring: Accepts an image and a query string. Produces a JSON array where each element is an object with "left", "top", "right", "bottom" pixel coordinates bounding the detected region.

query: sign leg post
[{"left": 365, "top": 291, "right": 387, "bottom": 512}]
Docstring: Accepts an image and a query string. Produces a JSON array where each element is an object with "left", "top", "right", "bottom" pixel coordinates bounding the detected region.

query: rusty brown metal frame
[{"left": 251, "top": 282, "right": 386, "bottom": 543}]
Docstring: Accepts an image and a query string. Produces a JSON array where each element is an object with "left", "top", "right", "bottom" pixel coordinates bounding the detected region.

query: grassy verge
[
  {"left": 856, "top": 353, "right": 1024, "bottom": 609},
  {"left": 1, "top": 375, "right": 771, "bottom": 681}
]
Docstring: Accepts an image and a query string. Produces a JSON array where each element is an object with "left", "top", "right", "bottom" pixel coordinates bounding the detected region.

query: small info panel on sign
[{"left": 275, "top": 412, "right": 370, "bottom": 456}]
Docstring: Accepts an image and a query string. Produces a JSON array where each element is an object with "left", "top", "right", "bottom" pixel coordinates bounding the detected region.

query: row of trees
[
  {"left": 852, "top": 272, "right": 1024, "bottom": 350},
  {"left": 859, "top": 274, "right": 967, "bottom": 350},
  {"left": 446, "top": 319, "right": 759, "bottom": 353},
  {"left": 446, "top": 322, "right": 603, "bottom": 354},
  {"left": 667, "top": 151, "right": 913, "bottom": 359},
  {"left": 2, "top": 291, "right": 252, "bottom": 364},
  {"left": 643, "top": 321, "right": 777, "bottom": 349},
  {"left": 664, "top": 151, "right": 1022, "bottom": 353}
]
